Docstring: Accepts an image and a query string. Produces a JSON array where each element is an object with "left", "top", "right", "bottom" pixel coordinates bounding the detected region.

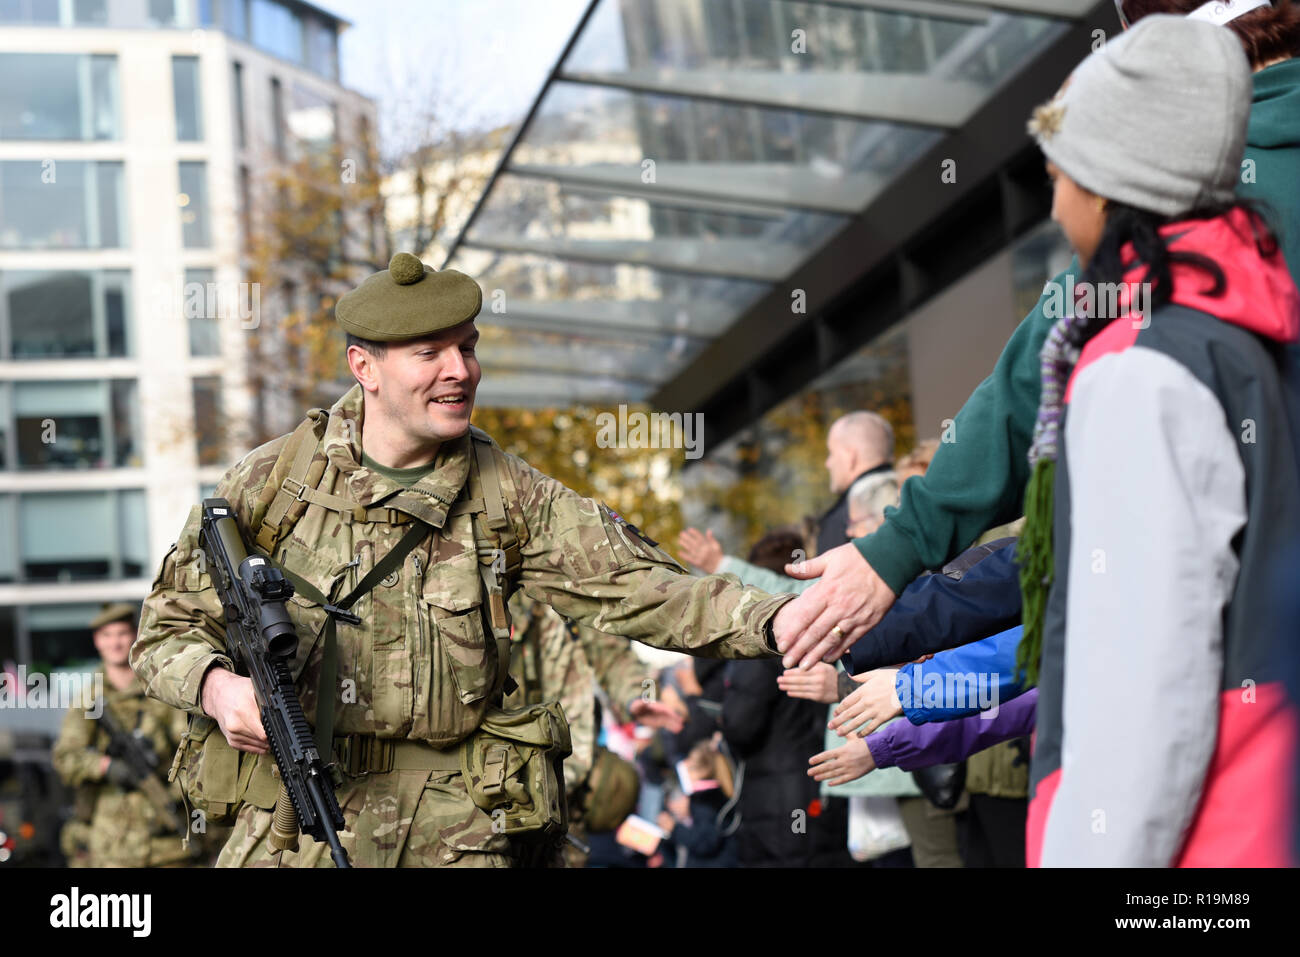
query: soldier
[
  {"left": 132, "top": 253, "right": 795, "bottom": 868},
  {"left": 505, "top": 594, "right": 683, "bottom": 866},
  {"left": 52, "top": 603, "right": 196, "bottom": 867}
]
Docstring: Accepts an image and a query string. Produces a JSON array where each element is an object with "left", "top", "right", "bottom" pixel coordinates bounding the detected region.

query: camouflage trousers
[
  {"left": 217, "top": 768, "right": 514, "bottom": 868},
  {"left": 62, "top": 814, "right": 197, "bottom": 868}
]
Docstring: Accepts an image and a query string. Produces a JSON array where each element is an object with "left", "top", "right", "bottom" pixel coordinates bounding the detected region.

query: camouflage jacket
[
  {"left": 51, "top": 674, "right": 189, "bottom": 866},
  {"left": 504, "top": 594, "right": 651, "bottom": 792},
  {"left": 133, "top": 385, "right": 785, "bottom": 751}
]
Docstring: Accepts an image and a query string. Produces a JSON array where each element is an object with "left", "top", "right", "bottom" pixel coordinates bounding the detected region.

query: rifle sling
[{"left": 277, "top": 519, "right": 433, "bottom": 760}]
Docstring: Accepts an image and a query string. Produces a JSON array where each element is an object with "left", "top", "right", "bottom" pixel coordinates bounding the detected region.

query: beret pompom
[{"left": 388, "top": 252, "right": 426, "bottom": 285}]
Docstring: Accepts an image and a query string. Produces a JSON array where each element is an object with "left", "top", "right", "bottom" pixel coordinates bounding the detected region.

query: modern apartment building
[{"left": 0, "top": 0, "right": 375, "bottom": 677}]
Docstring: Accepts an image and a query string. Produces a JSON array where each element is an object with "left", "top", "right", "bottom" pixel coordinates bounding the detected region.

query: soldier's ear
[{"left": 346, "top": 344, "right": 381, "bottom": 392}]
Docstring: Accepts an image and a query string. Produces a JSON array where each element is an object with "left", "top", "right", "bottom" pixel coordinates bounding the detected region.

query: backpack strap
[{"left": 254, "top": 409, "right": 329, "bottom": 554}]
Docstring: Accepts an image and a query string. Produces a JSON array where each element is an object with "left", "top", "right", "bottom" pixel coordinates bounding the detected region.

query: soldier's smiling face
[{"left": 352, "top": 322, "right": 481, "bottom": 448}]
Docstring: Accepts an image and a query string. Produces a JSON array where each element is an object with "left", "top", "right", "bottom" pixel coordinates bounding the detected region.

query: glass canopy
[{"left": 447, "top": 0, "right": 1086, "bottom": 406}]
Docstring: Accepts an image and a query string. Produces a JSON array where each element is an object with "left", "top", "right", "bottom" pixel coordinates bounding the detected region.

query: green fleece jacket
[{"left": 857, "top": 58, "right": 1300, "bottom": 594}]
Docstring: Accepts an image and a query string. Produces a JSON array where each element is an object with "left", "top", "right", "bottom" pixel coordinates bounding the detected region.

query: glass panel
[
  {"left": 475, "top": 369, "right": 653, "bottom": 408},
  {"left": 0, "top": 495, "right": 15, "bottom": 581},
  {"left": 306, "top": 16, "right": 339, "bottom": 81},
  {"left": 118, "top": 489, "right": 147, "bottom": 575},
  {"left": 477, "top": 323, "right": 704, "bottom": 387},
  {"left": 5, "top": 269, "right": 132, "bottom": 360},
  {"left": 224, "top": 0, "right": 247, "bottom": 38},
  {"left": 270, "top": 77, "right": 286, "bottom": 158},
  {"left": 0, "top": 0, "right": 60, "bottom": 25},
  {"left": 0, "top": 53, "right": 119, "bottom": 141},
  {"left": 564, "top": 0, "right": 1060, "bottom": 126},
  {"left": 89, "top": 55, "right": 120, "bottom": 139},
  {"left": 0, "top": 161, "right": 125, "bottom": 249},
  {"left": 192, "top": 375, "right": 224, "bottom": 466},
  {"left": 179, "top": 161, "right": 210, "bottom": 247},
  {"left": 469, "top": 174, "right": 845, "bottom": 280},
  {"left": 148, "top": 0, "right": 176, "bottom": 25},
  {"left": 251, "top": 0, "right": 303, "bottom": 64},
  {"left": 72, "top": 0, "right": 106, "bottom": 25},
  {"left": 172, "top": 55, "right": 203, "bottom": 142},
  {"left": 231, "top": 61, "right": 246, "bottom": 148},
  {"left": 449, "top": 247, "right": 769, "bottom": 339},
  {"left": 512, "top": 83, "right": 942, "bottom": 213},
  {"left": 288, "top": 83, "right": 335, "bottom": 152},
  {"left": 20, "top": 492, "right": 115, "bottom": 580},
  {"left": 110, "top": 380, "right": 140, "bottom": 467},
  {"left": 186, "top": 267, "right": 220, "bottom": 356},
  {"left": 12, "top": 380, "right": 125, "bottom": 469}
]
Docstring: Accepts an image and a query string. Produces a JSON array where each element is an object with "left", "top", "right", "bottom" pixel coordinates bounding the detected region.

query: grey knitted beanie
[{"left": 1028, "top": 14, "right": 1252, "bottom": 218}]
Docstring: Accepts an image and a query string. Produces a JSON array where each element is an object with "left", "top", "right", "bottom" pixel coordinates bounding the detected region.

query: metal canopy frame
[{"left": 443, "top": 0, "right": 1117, "bottom": 430}]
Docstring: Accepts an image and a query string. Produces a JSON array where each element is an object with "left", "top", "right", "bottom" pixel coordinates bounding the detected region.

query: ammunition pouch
[
  {"left": 459, "top": 702, "right": 572, "bottom": 842},
  {"left": 169, "top": 712, "right": 279, "bottom": 826}
]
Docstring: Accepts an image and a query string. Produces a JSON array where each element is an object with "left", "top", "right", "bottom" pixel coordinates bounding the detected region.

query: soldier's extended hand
[
  {"left": 201, "top": 668, "right": 269, "bottom": 754},
  {"left": 677, "top": 527, "right": 723, "bottom": 574},
  {"left": 772, "top": 542, "right": 897, "bottom": 669},
  {"left": 630, "top": 698, "right": 685, "bottom": 733}
]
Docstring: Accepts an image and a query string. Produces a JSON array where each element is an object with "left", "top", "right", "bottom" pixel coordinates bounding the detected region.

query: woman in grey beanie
[{"left": 1021, "top": 14, "right": 1300, "bottom": 866}]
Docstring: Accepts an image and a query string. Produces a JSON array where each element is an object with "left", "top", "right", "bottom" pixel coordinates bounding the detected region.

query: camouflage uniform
[
  {"left": 132, "top": 384, "right": 787, "bottom": 868},
  {"left": 505, "top": 595, "right": 653, "bottom": 865},
  {"left": 51, "top": 675, "right": 195, "bottom": 867}
]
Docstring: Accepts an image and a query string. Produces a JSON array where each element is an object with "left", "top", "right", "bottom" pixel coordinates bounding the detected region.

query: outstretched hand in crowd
[
  {"left": 829, "top": 667, "right": 902, "bottom": 736},
  {"left": 808, "top": 736, "right": 877, "bottom": 786}
]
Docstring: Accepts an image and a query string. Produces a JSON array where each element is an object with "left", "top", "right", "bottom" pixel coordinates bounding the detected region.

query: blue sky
[{"left": 322, "top": 0, "right": 591, "bottom": 144}]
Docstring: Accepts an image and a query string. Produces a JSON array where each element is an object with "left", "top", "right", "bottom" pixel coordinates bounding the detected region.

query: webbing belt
[
  {"left": 278, "top": 518, "right": 433, "bottom": 761},
  {"left": 333, "top": 735, "right": 461, "bottom": 774}
]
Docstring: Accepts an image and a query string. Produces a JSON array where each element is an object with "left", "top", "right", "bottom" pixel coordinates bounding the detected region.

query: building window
[
  {"left": 178, "top": 161, "right": 210, "bottom": 248},
  {"left": 222, "top": 0, "right": 247, "bottom": 38},
  {"left": 0, "top": 53, "right": 120, "bottom": 140},
  {"left": 231, "top": 60, "right": 246, "bottom": 148},
  {"left": 0, "top": 160, "right": 126, "bottom": 249},
  {"left": 172, "top": 55, "right": 203, "bottom": 142},
  {"left": 288, "top": 83, "right": 335, "bottom": 153},
  {"left": 186, "top": 267, "right": 221, "bottom": 357},
  {"left": 1, "top": 269, "right": 131, "bottom": 359},
  {"left": 0, "top": 0, "right": 59, "bottom": 25},
  {"left": 239, "top": 164, "right": 252, "bottom": 245},
  {"left": 71, "top": 0, "right": 106, "bottom": 25},
  {"left": 192, "top": 375, "right": 224, "bottom": 466},
  {"left": 270, "top": 76, "right": 286, "bottom": 159},
  {"left": 147, "top": 0, "right": 176, "bottom": 26},
  {"left": 306, "top": 15, "right": 339, "bottom": 80},
  {"left": 251, "top": 0, "right": 303, "bottom": 64},
  {"left": 4, "top": 379, "right": 139, "bottom": 470},
  {"left": 5, "top": 488, "right": 148, "bottom": 582}
]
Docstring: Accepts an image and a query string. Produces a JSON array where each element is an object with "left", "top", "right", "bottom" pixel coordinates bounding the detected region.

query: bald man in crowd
[{"left": 817, "top": 412, "right": 895, "bottom": 558}]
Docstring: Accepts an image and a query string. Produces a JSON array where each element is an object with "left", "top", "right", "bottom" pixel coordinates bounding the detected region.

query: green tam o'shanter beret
[
  {"left": 90, "top": 602, "right": 137, "bottom": 631},
  {"left": 336, "top": 253, "right": 483, "bottom": 342}
]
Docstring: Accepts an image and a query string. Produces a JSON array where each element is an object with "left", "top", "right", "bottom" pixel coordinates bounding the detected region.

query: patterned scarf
[{"left": 1016, "top": 294, "right": 1088, "bottom": 688}]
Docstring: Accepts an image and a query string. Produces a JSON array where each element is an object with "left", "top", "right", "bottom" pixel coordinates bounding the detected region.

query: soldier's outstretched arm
[{"left": 505, "top": 455, "right": 790, "bottom": 660}]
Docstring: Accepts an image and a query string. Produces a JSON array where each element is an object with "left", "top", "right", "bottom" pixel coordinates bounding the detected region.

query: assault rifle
[
  {"left": 95, "top": 705, "right": 188, "bottom": 840},
  {"left": 199, "top": 498, "right": 352, "bottom": 868}
]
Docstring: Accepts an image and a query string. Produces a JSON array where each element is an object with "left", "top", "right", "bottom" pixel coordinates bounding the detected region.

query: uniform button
[{"left": 380, "top": 570, "right": 400, "bottom": 587}]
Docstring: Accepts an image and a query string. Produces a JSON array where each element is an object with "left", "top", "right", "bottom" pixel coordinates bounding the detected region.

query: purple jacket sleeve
[{"left": 866, "top": 688, "right": 1037, "bottom": 771}]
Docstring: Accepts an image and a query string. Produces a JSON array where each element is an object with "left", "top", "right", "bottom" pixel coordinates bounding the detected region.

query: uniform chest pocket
[{"left": 424, "top": 600, "right": 493, "bottom": 706}]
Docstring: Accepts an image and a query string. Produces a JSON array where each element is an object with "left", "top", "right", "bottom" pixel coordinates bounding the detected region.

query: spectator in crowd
[
  {"left": 720, "top": 530, "right": 853, "bottom": 867},
  {"left": 772, "top": 0, "right": 1300, "bottom": 675},
  {"left": 657, "top": 739, "right": 739, "bottom": 867},
  {"left": 816, "top": 412, "right": 896, "bottom": 557},
  {"left": 1021, "top": 14, "right": 1299, "bottom": 865}
]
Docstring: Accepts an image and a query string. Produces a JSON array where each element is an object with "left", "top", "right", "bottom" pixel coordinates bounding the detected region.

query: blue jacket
[
  {"left": 841, "top": 539, "right": 1021, "bottom": 675},
  {"left": 895, "top": 625, "right": 1028, "bottom": 724}
]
